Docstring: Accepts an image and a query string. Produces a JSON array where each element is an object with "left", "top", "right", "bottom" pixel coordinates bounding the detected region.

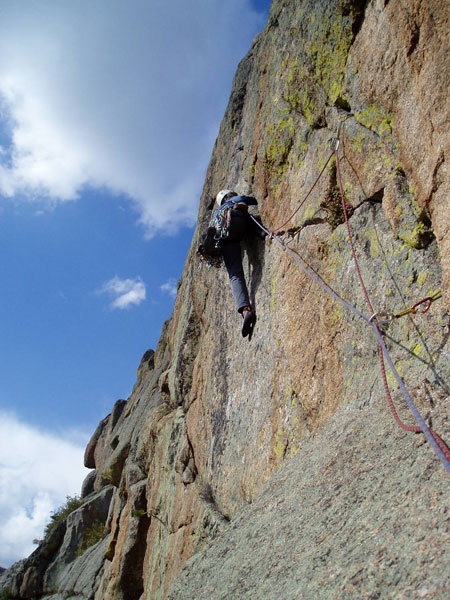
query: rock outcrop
[{"left": 2, "top": 0, "right": 450, "bottom": 598}]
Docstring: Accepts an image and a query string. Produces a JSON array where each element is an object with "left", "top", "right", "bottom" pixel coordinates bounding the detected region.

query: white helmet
[{"left": 216, "top": 189, "right": 237, "bottom": 206}]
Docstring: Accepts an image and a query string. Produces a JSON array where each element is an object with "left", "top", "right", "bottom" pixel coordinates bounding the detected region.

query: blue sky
[{"left": 0, "top": 0, "right": 272, "bottom": 567}]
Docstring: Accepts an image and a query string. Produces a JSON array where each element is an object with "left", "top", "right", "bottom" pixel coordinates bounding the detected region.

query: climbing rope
[
  {"left": 271, "top": 122, "right": 344, "bottom": 235},
  {"left": 272, "top": 150, "right": 335, "bottom": 233},
  {"left": 252, "top": 215, "right": 450, "bottom": 473},
  {"left": 249, "top": 126, "right": 450, "bottom": 474},
  {"left": 335, "top": 144, "right": 450, "bottom": 470}
]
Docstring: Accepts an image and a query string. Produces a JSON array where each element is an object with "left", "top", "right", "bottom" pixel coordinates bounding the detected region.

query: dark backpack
[
  {"left": 209, "top": 203, "right": 232, "bottom": 241},
  {"left": 196, "top": 204, "right": 232, "bottom": 267}
]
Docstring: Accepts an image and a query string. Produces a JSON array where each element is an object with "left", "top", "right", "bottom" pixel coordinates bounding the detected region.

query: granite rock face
[{"left": 1, "top": 0, "right": 450, "bottom": 598}]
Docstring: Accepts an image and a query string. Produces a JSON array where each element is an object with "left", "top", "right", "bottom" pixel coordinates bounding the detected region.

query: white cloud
[
  {"left": 98, "top": 275, "right": 146, "bottom": 310},
  {"left": 0, "top": 412, "right": 88, "bottom": 568},
  {"left": 0, "top": 1, "right": 266, "bottom": 236},
  {"left": 160, "top": 278, "right": 178, "bottom": 298}
]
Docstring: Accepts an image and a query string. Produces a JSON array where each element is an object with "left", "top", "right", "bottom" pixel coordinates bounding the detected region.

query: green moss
[
  {"left": 393, "top": 244, "right": 410, "bottom": 259},
  {"left": 427, "top": 287, "right": 441, "bottom": 299},
  {"left": 282, "top": 59, "right": 319, "bottom": 126},
  {"left": 382, "top": 152, "right": 401, "bottom": 172},
  {"left": 306, "top": 14, "right": 353, "bottom": 103},
  {"left": 348, "top": 128, "right": 365, "bottom": 154},
  {"left": 393, "top": 203, "right": 404, "bottom": 220},
  {"left": 265, "top": 117, "right": 295, "bottom": 178},
  {"left": 266, "top": 117, "right": 295, "bottom": 176},
  {"left": 326, "top": 303, "right": 344, "bottom": 329},
  {"left": 399, "top": 222, "right": 430, "bottom": 249},
  {"left": 303, "top": 205, "right": 318, "bottom": 221},
  {"left": 412, "top": 343, "right": 423, "bottom": 357},
  {"left": 101, "top": 462, "right": 123, "bottom": 487},
  {"left": 282, "top": 11, "right": 353, "bottom": 122},
  {"left": 295, "top": 137, "right": 309, "bottom": 159},
  {"left": 354, "top": 105, "right": 394, "bottom": 137},
  {"left": 284, "top": 60, "right": 301, "bottom": 110},
  {"left": 343, "top": 181, "right": 353, "bottom": 197},
  {"left": 76, "top": 519, "right": 105, "bottom": 556},
  {"left": 284, "top": 385, "right": 296, "bottom": 406},
  {"left": 274, "top": 429, "right": 286, "bottom": 463},
  {"left": 365, "top": 229, "right": 381, "bottom": 259},
  {"left": 416, "top": 271, "right": 428, "bottom": 288},
  {"left": 386, "top": 361, "right": 405, "bottom": 389}
]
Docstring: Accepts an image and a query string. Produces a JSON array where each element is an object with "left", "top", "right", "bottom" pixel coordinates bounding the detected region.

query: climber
[{"left": 212, "top": 189, "right": 263, "bottom": 340}]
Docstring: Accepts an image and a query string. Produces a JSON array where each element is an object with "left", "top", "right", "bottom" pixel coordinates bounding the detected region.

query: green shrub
[
  {"left": 76, "top": 519, "right": 105, "bottom": 556},
  {"left": 44, "top": 495, "right": 84, "bottom": 538}
]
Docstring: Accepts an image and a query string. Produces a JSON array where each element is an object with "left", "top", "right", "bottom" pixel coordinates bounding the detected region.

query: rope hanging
[
  {"left": 249, "top": 124, "right": 450, "bottom": 474},
  {"left": 334, "top": 144, "right": 450, "bottom": 471}
]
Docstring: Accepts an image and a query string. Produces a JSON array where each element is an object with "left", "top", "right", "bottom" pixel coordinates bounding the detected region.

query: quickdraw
[
  {"left": 392, "top": 291, "right": 442, "bottom": 319},
  {"left": 369, "top": 292, "right": 442, "bottom": 328}
]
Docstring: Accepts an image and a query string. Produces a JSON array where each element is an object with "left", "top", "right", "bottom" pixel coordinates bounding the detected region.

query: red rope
[
  {"left": 334, "top": 148, "right": 450, "bottom": 463},
  {"left": 255, "top": 129, "right": 450, "bottom": 468},
  {"left": 273, "top": 151, "right": 335, "bottom": 233}
]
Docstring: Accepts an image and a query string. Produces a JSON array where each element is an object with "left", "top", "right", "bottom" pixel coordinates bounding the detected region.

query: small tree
[{"left": 43, "top": 495, "right": 85, "bottom": 538}]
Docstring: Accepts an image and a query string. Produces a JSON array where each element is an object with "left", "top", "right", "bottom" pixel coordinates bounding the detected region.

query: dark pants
[{"left": 221, "top": 210, "right": 251, "bottom": 313}]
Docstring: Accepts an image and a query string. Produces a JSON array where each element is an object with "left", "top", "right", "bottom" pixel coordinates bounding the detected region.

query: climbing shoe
[{"left": 242, "top": 308, "right": 256, "bottom": 340}]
